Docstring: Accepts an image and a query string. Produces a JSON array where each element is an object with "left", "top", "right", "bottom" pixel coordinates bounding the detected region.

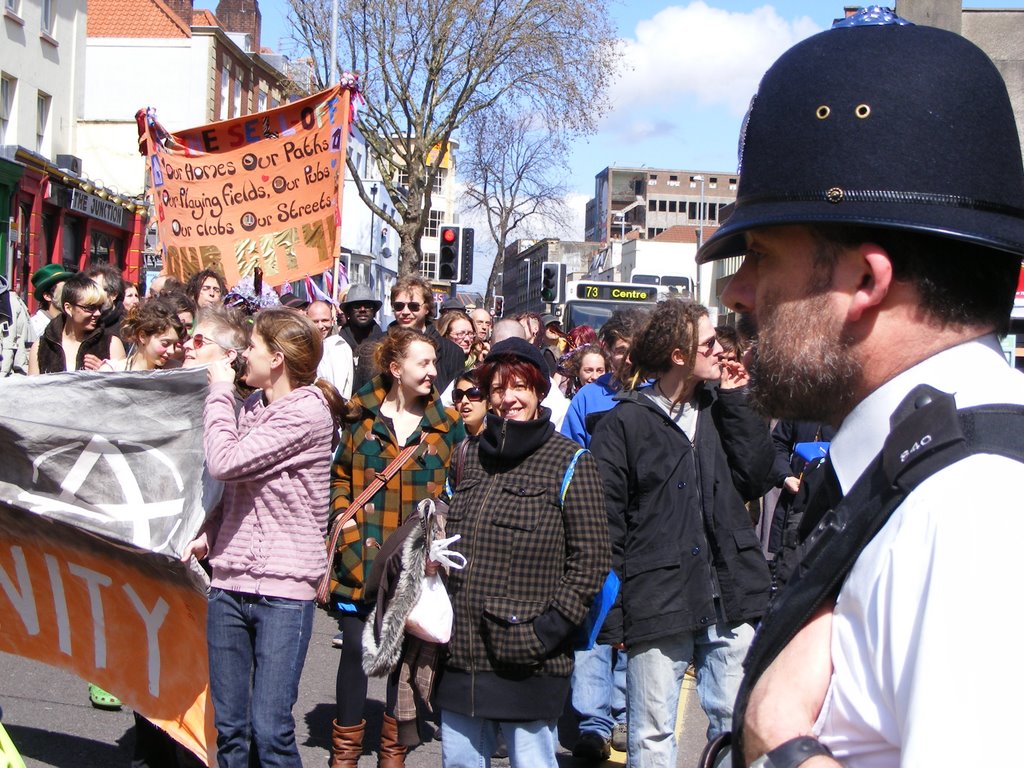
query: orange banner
[
  {"left": 147, "top": 85, "right": 352, "bottom": 289},
  {"left": 0, "top": 503, "right": 215, "bottom": 765}
]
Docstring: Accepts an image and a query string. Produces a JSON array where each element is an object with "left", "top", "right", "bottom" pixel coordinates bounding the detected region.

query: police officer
[{"left": 697, "top": 8, "right": 1024, "bottom": 767}]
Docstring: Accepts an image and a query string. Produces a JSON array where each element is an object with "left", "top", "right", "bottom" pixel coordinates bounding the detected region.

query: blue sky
[{"left": 201, "top": 0, "right": 1024, "bottom": 203}]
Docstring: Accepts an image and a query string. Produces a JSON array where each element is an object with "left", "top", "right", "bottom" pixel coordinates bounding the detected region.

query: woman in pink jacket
[{"left": 183, "top": 307, "right": 350, "bottom": 768}]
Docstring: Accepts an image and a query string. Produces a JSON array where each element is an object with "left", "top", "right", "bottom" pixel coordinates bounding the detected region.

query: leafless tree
[
  {"left": 287, "top": 0, "right": 617, "bottom": 276},
  {"left": 460, "top": 106, "right": 573, "bottom": 300}
]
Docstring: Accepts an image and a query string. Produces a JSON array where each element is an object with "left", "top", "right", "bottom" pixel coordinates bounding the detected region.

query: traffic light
[
  {"left": 459, "top": 227, "right": 475, "bottom": 285},
  {"left": 493, "top": 295, "right": 504, "bottom": 318},
  {"left": 438, "top": 225, "right": 461, "bottom": 282},
  {"left": 540, "top": 261, "right": 564, "bottom": 304}
]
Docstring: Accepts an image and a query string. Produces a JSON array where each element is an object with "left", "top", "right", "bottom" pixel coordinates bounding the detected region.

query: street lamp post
[
  {"left": 369, "top": 184, "right": 378, "bottom": 258},
  {"left": 691, "top": 175, "right": 707, "bottom": 305},
  {"left": 691, "top": 175, "right": 706, "bottom": 249}
]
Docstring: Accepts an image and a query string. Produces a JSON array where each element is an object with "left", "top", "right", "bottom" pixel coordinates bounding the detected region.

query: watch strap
[{"left": 753, "top": 736, "right": 833, "bottom": 768}]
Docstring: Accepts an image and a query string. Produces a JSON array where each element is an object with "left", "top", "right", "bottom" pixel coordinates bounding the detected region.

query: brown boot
[
  {"left": 330, "top": 719, "right": 364, "bottom": 768},
  {"left": 378, "top": 713, "right": 407, "bottom": 768}
]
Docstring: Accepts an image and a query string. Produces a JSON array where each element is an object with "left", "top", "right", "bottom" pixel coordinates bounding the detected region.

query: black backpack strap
[{"left": 730, "top": 386, "right": 1024, "bottom": 767}]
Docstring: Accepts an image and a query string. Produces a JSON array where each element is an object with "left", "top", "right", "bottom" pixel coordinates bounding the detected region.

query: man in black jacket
[
  {"left": 590, "top": 299, "right": 773, "bottom": 768},
  {"left": 389, "top": 275, "right": 465, "bottom": 393},
  {"left": 338, "top": 284, "right": 385, "bottom": 393}
]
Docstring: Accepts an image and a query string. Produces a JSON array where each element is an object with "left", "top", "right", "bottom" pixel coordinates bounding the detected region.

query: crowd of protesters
[{"left": 5, "top": 262, "right": 792, "bottom": 768}]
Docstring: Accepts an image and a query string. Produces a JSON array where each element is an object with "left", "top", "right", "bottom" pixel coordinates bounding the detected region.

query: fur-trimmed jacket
[{"left": 361, "top": 499, "right": 447, "bottom": 747}]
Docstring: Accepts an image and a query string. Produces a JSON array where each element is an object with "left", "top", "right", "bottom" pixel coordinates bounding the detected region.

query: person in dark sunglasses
[
  {"left": 182, "top": 306, "right": 251, "bottom": 397},
  {"left": 388, "top": 275, "right": 465, "bottom": 393},
  {"left": 30, "top": 273, "right": 126, "bottom": 374},
  {"left": 451, "top": 370, "right": 486, "bottom": 435}
]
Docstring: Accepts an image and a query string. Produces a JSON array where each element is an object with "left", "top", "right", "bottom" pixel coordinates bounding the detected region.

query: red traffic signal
[{"left": 438, "top": 225, "right": 462, "bottom": 282}]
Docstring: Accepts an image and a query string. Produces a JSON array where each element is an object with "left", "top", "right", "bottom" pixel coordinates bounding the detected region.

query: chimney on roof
[
  {"left": 164, "top": 0, "right": 195, "bottom": 29},
  {"left": 215, "top": 0, "right": 261, "bottom": 51}
]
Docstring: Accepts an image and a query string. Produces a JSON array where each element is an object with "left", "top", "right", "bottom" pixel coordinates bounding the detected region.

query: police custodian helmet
[{"left": 696, "top": 6, "right": 1024, "bottom": 264}]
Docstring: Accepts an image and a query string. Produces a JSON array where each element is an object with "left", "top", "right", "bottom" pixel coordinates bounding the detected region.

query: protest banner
[
  {"left": 144, "top": 85, "right": 353, "bottom": 289},
  {"left": 0, "top": 369, "right": 216, "bottom": 763}
]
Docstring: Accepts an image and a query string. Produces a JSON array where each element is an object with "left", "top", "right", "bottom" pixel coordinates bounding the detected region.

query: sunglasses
[
  {"left": 698, "top": 335, "right": 719, "bottom": 356},
  {"left": 453, "top": 386, "right": 483, "bottom": 403},
  {"left": 75, "top": 303, "right": 105, "bottom": 313},
  {"left": 190, "top": 333, "right": 230, "bottom": 351},
  {"left": 392, "top": 301, "right": 422, "bottom": 312}
]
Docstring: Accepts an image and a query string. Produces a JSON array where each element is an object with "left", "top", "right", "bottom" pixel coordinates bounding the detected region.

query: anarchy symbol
[{"left": 18, "top": 434, "right": 186, "bottom": 551}]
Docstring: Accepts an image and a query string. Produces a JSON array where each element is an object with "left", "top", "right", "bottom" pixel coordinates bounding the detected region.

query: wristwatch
[{"left": 749, "top": 736, "right": 833, "bottom": 768}]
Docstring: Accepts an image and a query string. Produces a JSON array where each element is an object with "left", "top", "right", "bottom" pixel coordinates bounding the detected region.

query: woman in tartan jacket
[
  {"left": 437, "top": 338, "right": 611, "bottom": 768},
  {"left": 326, "top": 327, "right": 464, "bottom": 768}
]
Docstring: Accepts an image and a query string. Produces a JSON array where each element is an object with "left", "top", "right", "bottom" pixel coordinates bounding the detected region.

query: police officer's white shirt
[
  {"left": 814, "top": 335, "right": 1024, "bottom": 766},
  {"left": 317, "top": 334, "right": 354, "bottom": 399}
]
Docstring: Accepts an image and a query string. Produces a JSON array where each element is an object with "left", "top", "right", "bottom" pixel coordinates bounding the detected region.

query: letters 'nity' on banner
[{"left": 142, "top": 84, "right": 353, "bottom": 288}]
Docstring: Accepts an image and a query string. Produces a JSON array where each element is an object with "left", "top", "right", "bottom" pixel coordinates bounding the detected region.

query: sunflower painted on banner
[{"left": 142, "top": 84, "right": 356, "bottom": 289}]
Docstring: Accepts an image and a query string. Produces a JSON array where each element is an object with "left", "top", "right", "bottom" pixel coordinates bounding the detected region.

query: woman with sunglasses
[
  {"left": 326, "top": 326, "right": 465, "bottom": 768},
  {"left": 30, "top": 272, "right": 126, "bottom": 374},
  {"left": 99, "top": 299, "right": 185, "bottom": 371},
  {"left": 181, "top": 305, "right": 251, "bottom": 393},
  {"left": 183, "top": 307, "right": 350, "bottom": 768},
  {"left": 451, "top": 370, "right": 486, "bottom": 436},
  {"left": 437, "top": 337, "right": 610, "bottom": 768}
]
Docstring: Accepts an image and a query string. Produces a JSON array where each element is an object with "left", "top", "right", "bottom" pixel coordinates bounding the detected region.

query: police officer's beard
[{"left": 740, "top": 289, "right": 862, "bottom": 425}]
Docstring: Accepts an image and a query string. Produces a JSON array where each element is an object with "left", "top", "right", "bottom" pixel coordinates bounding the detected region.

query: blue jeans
[
  {"left": 206, "top": 587, "right": 314, "bottom": 768},
  {"left": 572, "top": 643, "right": 627, "bottom": 738},
  {"left": 626, "top": 621, "right": 754, "bottom": 768},
  {"left": 441, "top": 709, "right": 559, "bottom": 768}
]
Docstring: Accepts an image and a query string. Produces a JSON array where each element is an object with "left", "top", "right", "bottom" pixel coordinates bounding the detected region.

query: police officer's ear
[{"left": 837, "top": 242, "right": 893, "bottom": 324}]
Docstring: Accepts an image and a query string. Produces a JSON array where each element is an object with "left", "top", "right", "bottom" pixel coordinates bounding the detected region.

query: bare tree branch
[
  {"left": 460, "top": 104, "right": 573, "bottom": 300},
  {"left": 287, "top": 0, "right": 618, "bottom": 276}
]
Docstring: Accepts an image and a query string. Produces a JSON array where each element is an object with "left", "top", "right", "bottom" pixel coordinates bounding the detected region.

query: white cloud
[{"left": 610, "top": 2, "right": 822, "bottom": 117}]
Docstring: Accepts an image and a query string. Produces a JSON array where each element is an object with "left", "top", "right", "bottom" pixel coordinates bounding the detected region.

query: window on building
[
  {"left": 40, "top": 0, "right": 52, "bottom": 33},
  {"left": 424, "top": 209, "right": 443, "bottom": 238},
  {"left": 709, "top": 176, "right": 718, "bottom": 189},
  {"left": 220, "top": 66, "right": 230, "bottom": 120},
  {"left": 729, "top": 177, "right": 738, "bottom": 190},
  {"left": 89, "top": 230, "right": 124, "bottom": 268},
  {"left": 90, "top": 231, "right": 111, "bottom": 264},
  {"left": 647, "top": 228, "right": 656, "bottom": 239},
  {"left": 688, "top": 201, "right": 697, "bottom": 220},
  {"left": 36, "top": 91, "right": 50, "bottom": 154},
  {"left": 648, "top": 199, "right": 656, "bottom": 212},
  {"left": 61, "top": 217, "right": 81, "bottom": 266},
  {"left": 5, "top": 0, "right": 19, "bottom": 14},
  {"left": 395, "top": 169, "right": 409, "bottom": 188},
  {"left": 658, "top": 200, "right": 667, "bottom": 212},
  {"left": 233, "top": 67, "right": 244, "bottom": 117},
  {"left": 648, "top": 173, "right": 657, "bottom": 181},
  {"left": 668, "top": 200, "right": 677, "bottom": 213},
  {"left": 0, "top": 74, "right": 13, "bottom": 143},
  {"left": 421, "top": 251, "right": 438, "bottom": 280},
  {"left": 40, "top": 211, "right": 57, "bottom": 265},
  {"left": 432, "top": 169, "right": 445, "bottom": 194},
  {"left": 257, "top": 90, "right": 267, "bottom": 112},
  {"left": 669, "top": 175, "right": 678, "bottom": 182}
]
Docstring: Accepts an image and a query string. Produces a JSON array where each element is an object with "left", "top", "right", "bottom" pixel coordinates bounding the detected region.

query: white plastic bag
[{"left": 405, "top": 573, "right": 454, "bottom": 643}]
